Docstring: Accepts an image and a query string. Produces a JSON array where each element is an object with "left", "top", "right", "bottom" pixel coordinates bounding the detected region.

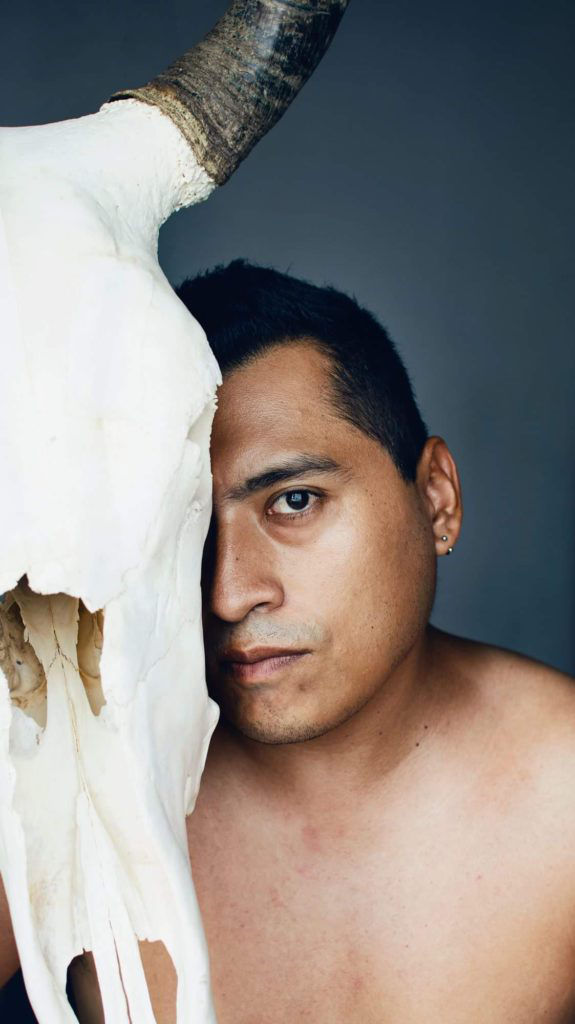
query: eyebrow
[{"left": 223, "top": 454, "right": 346, "bottom": 502}]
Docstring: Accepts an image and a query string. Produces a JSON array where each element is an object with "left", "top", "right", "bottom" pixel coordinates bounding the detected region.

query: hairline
[{"left": 219, "top": 332, "right": 406, "bottom": 467}]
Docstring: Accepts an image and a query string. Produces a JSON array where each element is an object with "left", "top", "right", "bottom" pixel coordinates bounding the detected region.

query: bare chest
[
  {"left": 183, "top": 800, "right": 575, "bottom": 1024},
  {"left": 69, "top": 799, "right": 575, "bottom": 1024}
]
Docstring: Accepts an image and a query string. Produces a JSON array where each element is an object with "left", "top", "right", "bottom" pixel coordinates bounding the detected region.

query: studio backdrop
[{"left": 2, "top": 0, "right": 573, "bottom": 673}]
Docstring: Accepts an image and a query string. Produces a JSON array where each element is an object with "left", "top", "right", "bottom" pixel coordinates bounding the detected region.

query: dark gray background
[{"left": 2, "top": 0, "right": 574, "bottom": 674}]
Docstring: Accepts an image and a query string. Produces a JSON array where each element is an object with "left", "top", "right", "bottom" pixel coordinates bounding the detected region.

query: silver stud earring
[
  {"left": 440, "top": 534, "right": 454, "bottom": 555},
  {"left": 441, "top": 535, "right": 448, "bottom": 542}
]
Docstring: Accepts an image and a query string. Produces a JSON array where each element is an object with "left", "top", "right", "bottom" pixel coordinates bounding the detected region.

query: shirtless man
[{"left": 2, "top": 259, "right": 575, "bottom": 1022}]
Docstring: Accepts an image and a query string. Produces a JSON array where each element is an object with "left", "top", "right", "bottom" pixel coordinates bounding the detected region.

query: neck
[{"left": 207, "top": 625, "right": 449, "bottom": 819}]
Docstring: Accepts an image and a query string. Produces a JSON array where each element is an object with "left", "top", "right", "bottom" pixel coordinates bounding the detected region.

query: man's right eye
[{"left": 266, "top": 489, "right": 322, "bottom": 520}]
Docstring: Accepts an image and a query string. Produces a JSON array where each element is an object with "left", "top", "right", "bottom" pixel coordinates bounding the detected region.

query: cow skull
[{"left": 0, "top": 2, "right": 349, "bottom": 1020}]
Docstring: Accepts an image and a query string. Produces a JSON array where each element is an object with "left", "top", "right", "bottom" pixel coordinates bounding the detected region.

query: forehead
[{"left": 210, "top": 340, "right": 388, "bottom": 484}]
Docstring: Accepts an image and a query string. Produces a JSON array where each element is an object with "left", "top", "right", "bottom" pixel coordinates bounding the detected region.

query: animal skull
[{"left": 0, "top": 2, "right": 349, "bottom": 1020}]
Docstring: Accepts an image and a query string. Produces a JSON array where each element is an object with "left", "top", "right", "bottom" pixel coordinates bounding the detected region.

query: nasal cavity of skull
[
  {"left": 77, "top": 602, "right": 106, "bottom": 716},
  {"left": 0, "top": 585, "right": 107, "bottom": 726},
  {"left": 0, "top": 591, "right": 47, "bottom": 728}
]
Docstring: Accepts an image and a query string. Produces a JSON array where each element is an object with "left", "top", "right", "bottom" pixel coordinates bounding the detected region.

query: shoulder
[
  {"left": 431, "top": 632, "right": 575, "bottom": 955},
  {"left": 430, "top": 624, "right": 575, "bottom": 721},
  {"left": 430, "top": 624, "right": 575, "bottom": 804},
  {"left": 430, "top": 628, "right": 575, "bottom": 883}
]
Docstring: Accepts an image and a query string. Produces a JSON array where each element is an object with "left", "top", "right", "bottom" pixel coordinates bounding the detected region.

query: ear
[{"left": 415, "top": 436, "right": 463, "bottom": 557}]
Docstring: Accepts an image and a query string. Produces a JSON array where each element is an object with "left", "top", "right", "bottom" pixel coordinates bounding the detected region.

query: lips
[{"left": 219, "top": 647, "right": 309, "bottom": 683}]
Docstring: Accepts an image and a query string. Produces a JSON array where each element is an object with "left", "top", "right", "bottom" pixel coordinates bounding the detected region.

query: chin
[{"left": 221, "top": 705, "right": 349, "bottom": 746}]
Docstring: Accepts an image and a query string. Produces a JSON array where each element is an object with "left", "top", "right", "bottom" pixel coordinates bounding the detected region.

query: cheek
[
  {"left": 278, "top": 503, "right": 372, "bottom": 599},
  {"left": 281, "top": 494, "right": 432, "bottom": 663},
  {"left": 275, "top": 498, "right": 391, "bottom": 638}
]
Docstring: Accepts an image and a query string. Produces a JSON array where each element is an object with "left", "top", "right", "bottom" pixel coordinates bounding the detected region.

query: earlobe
[{"left": 417, "top": 436, "right": 463, "bottom": 556}]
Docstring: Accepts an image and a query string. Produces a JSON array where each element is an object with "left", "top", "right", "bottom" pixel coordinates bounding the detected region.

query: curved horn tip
[{"left": 108, "top": 0, "right": 352, "bottom": 185}]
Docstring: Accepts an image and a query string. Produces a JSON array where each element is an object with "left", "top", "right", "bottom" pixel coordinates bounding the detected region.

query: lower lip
[{"left": 222, "top": 652, "right": 308, "bottom": 683}]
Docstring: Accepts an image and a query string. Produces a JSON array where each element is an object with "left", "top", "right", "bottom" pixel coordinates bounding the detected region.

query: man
[{"left": 2, "top": 259, "right": 575, "bottom": 1022}]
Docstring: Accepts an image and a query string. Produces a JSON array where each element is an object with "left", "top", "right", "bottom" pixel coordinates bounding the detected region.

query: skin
[
  {"left": 201, "top": 340, "right": 444, "bottom": 753},
  {"left": 3, "top": 339, "right": 575, "bottom": 1022}
]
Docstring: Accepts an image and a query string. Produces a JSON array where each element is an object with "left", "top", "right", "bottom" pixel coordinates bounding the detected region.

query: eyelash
[{"left": 265, "top": 488, "right": 323, "bottom": 522}]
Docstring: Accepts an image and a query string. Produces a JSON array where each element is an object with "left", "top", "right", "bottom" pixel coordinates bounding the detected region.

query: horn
[{"left": 110, "top": 0, "right": 350, "bottom": 185}]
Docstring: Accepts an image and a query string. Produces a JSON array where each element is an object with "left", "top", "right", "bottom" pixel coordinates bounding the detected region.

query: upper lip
[{"left": 220, "top": 647, "right": 308, "bottom": 665}]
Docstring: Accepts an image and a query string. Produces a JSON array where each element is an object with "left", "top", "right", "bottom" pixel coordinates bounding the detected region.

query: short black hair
[{"left": 176, "top": 260, "right": 429, "bottom": 482}]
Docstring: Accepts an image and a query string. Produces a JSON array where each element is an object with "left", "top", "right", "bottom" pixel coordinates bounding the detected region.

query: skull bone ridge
[{"left": 0, "top": 99, "right": 221, "bottom": 1023}]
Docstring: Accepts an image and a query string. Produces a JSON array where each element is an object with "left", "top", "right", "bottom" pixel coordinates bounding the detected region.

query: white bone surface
[{"left": 0, "top": 99, "right": 221, "bottom": 1021}]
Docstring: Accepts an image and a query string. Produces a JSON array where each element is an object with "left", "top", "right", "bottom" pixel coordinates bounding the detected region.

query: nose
[{"left": 202, "top": 514, "right": 284, "bottom": 624}]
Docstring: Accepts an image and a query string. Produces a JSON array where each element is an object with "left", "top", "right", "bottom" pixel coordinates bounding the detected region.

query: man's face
[{"left": 202, "top": 341, "right": 437, "bottom": 744}]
